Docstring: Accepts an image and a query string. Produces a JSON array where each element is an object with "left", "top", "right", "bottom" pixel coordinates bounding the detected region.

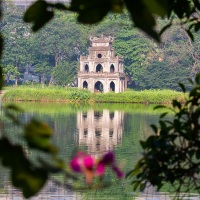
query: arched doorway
[
  {"left": 84, "top": 64, "right": 89, "bottom": 72},
  {"left": 96, "top": 64, "right": 103, "bottom": 73},
  {"left": 94, "top": 81, "right": 103, "bottom": 92},
  {"left": 110, "top": 81, "right": 115, "bottom": 92},
  {"left": 110, "top": 64, "right": 115, "bottom": 73},
  {"left": 83, "top": 81, "right": 88, "bottom": 89}
]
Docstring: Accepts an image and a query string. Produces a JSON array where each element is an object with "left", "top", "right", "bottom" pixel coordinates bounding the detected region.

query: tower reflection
[{"left": 77, "top": 109, "right": 124, "bottom": 155}]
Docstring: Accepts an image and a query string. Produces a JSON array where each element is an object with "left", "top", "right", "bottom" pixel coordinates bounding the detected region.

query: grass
[
  {"left": 93, "top": 89, "right": 186, "bottom": 104},
  {"left": 2, "top": 85, "right": 187, "bottom": 104}
]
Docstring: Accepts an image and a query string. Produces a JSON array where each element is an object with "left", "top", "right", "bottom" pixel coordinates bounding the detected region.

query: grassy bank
[
  {"left": 93, "top": 89, "right": 186, "bottom": 104},
  {"left": 2, "top": 86, "right": 186, "bottom": 104}
]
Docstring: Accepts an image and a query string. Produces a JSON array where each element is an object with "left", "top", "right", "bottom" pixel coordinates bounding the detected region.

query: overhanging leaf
[
  {"left": 0, "top": 33, "right": 3, "bottom": 58},
  {"left": 23, "top": 0, "right": 54, "bottom": 32},
  {"left": 125, "top": 0, "right": 160, "bottom": 41},
  {"left": 0, "top": 138, "right": 48, "bottom": 198},
  {"left": 143, "top": 0, "right": 168, "bottom": 17}
]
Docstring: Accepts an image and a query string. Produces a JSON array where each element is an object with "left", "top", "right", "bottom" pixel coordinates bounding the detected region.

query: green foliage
[
  {"left": 2, "top": 86, "right": 186, "bottom": 104},
  {"left": 127, "top": 73, "right": 200, "bottom": 195},
  {"left": 1, "top": 0, "right": 200, "bottom": 198},
  {"left": 69, "top": 90, "right": 91, "bottom": 102},
  {"left": 93, "top": 90, "right": 186, "bottom": 104},
  {"left": 24, "top": 0, "right": 200, "bottom": 41},
  {"left": 52, "top": 61, "right": 77, "bottom": 86},
  {"left": 24, "top": 0, "right": 67, "bottom": 31},
  {"left": 0, "top": 137, "right": 48, "bottom": 198}
]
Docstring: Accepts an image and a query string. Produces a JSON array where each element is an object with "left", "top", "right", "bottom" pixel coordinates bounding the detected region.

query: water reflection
[
  {"left": 77, "top": 109, "right": 124, "bottom": 155},
  {"left": 1, "top": 103, "right": 200, "bottom": 200}
]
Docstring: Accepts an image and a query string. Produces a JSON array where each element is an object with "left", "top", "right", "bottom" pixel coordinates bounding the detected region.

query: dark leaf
[
  {"left": 0, "top": 33, "right": 3, "bottom": 58},
  {"left": 12, "top": 167, "right": 48, "bottom": 198},
  {"left": 0, "top": 138, "right": 47, "bottom": 198},
  {"left": 154, "top": 105, "right": 166, "bottom": 110},
  {"left": 5, "top": 104, "right": 24, "bottom": 112},
  {"left": 53, "top": 3, "right": 67, "bottom": 10},
  {"left": 195, "top": 73, "right": 200, "bottom": 84},
  {"left": 23, "top": 0, "right": 54, "bottom": 32},
  {"left": 178, "top": 83, "right": 186, "bottom": 93},
  {"left": 150, "top": 124, "right": 158, "bottom": 133},
  {"left": 159, "top": 23, "right": 172, "bottom": 36},
  {"left": 186, "top": 29, "right": 194, "bottom": 41},
  {"left": 133, "top": 181, "right": 140, "bottom": 191},
  {"left": 194, "top": 22, "right": 200, "bottom": 32},
  {"left": 143, "top": 0, "right": 168, "bottom": 17},
  {"left": 160, "top": 112, "right": 168, "bottom": 119},
  {"left": 172, "top": 100, "right": 181, "bottom": 109},
  {"left": 0, "top": 65, "right": 4, "bottom": 91},
  {"left": 125, "top": 0, "right": 160, "bottom": 41}
]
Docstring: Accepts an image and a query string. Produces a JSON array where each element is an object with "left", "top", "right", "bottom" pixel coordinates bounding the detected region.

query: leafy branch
[{"left": 127, "top": 74, "right": 200, "bottom": 195}]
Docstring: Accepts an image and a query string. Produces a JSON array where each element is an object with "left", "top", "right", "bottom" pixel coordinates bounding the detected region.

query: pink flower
[
  {"left": 69, "top": 151, "right": 124, "bottom": 184},
  {"left": 70, "top": 152, "right": 94, "bottom": 173},
  {"left": 96, "top": 151, "right": 124, "bottom": 179}
]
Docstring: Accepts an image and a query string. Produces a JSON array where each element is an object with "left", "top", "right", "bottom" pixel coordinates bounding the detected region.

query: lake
[{"left": 0, "top": 102, "right": 198, "bottom": 200}]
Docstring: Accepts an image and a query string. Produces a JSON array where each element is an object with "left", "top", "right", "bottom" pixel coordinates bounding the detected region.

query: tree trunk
[
  {"left": 6, "top": 73, "right": 10, "bottom": 83},
  {"left": 15, "top": 77, "right": 18, "bottom": 86},
  {"left": 48, "top": 76, "right": 53, "bottom": 86},
  {"left": 41, "top": 74, "right": 45, "bottom": 88}
]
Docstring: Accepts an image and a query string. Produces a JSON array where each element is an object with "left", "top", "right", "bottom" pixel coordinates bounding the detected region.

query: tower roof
[{"left": 90, "top": 35, "right": 114, "bottom": 43}]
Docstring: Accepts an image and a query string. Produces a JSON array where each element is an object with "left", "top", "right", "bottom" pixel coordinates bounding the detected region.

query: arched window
[
  {"left": 83, "top": 81, "right": 88, "bottom": 89},
  {"left": 97, "top": 53, "right": 102, "bottom": 58},
  {"left": 96, "top": 64, "right": 103, "bottom": 73},
  {"left": 110, "top": 64, "right": 115, "bottom": 73},
  {"left": 110, "top": 81, "right": 115, "bottom": 92},
  {"left": 94, "top": 81, "right": 103, "bottom": 92},
  {"left": 84, "top": 64, "right": 89, "bottom": 72}
]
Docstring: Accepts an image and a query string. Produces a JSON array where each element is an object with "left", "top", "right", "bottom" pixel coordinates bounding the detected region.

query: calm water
[{"left": 1, "top": 102, "right": 198, "bottom": 200}]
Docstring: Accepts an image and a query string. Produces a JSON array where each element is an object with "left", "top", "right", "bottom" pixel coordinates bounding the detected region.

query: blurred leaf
[
  {"left": 0, "top": 33, "right": 3, "bottom": 58},
  {"left": 125, "top": 0, "right": 159, "bottom": 41},
  {"left": 23, "top": 0, "right": 54, "bottom": 32},
  {"left": 0, "top": 66, "right": 4, "bottom": 91},
  {"left": 4, "top": 104, "right": 23, "bottom": 125},
  {"left": 178, "top": 83, "right": 186, "bottom": 93},
  {"left": 186, "top": 29, "right": 194, "bottom": 41},
  {"left": 70, "top": 0, "right": 111, "bottom": 24},
  {"left": 53, "top": 3, "right": 67, "bottom": 10},
  {"left": 0, "top": 138, "right": 48, "bottom": 198},
  {"left": 195, "top": 73, "right": 200, "bottom": 84},
  {"left": 12, "top": 166, "right": 47, "bottom": 198},
  {"left": 150, "top": 124, "right": 158, "bottom": 133},
  {"left": 172, "top": 100, "right": 181, "bottom": 109},
  {"left": 143, "top": 0, "right": 168, "bottom": 17},
  {"left": 159, "top": 23, "right": 172, "bottom": 36},
  {"left": 24, "top": 119, "right": 57, "bottom": 153},
  {"left": 38, "top": 158, "right": 64, "bottom": 173},
  {"left": 160, "top": 112, "right": 168, "bottom": 119},
  {"left": 5, "top": 104, "right": 24, "bottom": 112},
  {"left": 154, "top": 105, "right": 166, "bottom": 110}
]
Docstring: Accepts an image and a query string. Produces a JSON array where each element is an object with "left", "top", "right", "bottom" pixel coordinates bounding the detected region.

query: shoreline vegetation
[{"left": 1, "top": 85, "right": 186, "bottom": 104}]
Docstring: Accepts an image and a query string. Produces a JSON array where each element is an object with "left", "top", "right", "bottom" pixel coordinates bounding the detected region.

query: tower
[{"left": 78, "top": 35, "right": 126, "bottom": 93}]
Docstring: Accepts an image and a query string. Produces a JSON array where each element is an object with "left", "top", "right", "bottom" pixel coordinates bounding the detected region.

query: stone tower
[{"left": 78, "top": 35, "right": 126, "bottom": 93}]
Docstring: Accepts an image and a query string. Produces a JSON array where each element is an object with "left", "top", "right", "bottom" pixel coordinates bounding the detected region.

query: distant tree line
[{"left": 1, "top": 2, "right": 200, "bottom": 90}]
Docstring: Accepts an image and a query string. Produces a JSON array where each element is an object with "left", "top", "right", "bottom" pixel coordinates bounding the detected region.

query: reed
[
  {"left": 2, "top": 86, "right": 187, "bottom": 104},
  {"left": 93, "top": 89, "right": 186, "bottom": 104}
]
